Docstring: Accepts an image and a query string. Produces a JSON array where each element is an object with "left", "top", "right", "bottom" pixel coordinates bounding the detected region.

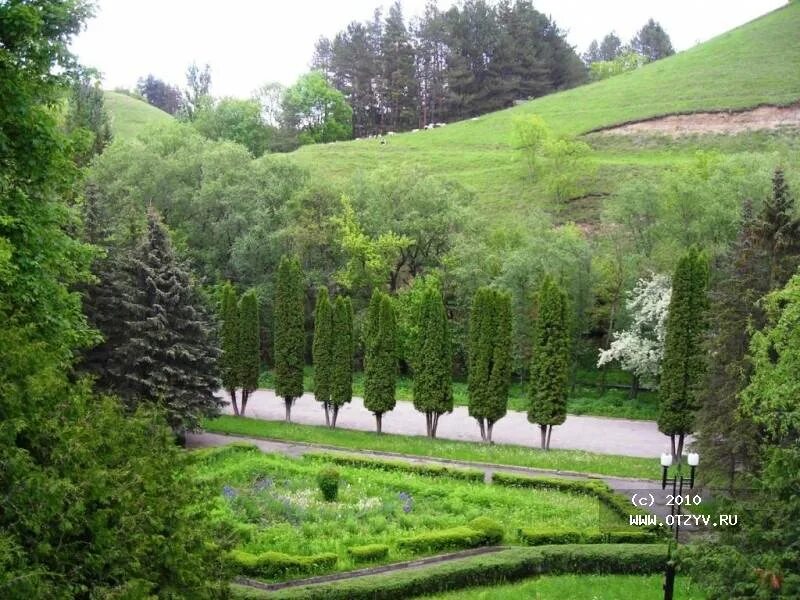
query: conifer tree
[
  {"left": 364, "top": 291, "right": 398, "bottom": 433},
  {"left": 528, "top": 275, "right": 570, "bottom": 450},
  {"left": 111, "top": 208, "right": 222, "bottom": 431},
  {"left": 757, "top": 168, "right": 800, "bottom": 290},
  {"left": 219, "top": 282, "right": 241, "bottom": 415},
  {"left": 238, "top": 289, "right": 261, "bottom": 415},
  {"left": 413, "top": 284, "right": 452, "bottom": 437},
  {"left": 330, "top": 295, "right": 354, "bottom": 427},
  {"left": 274, "top": 255, "right": 306, "bottom": 422},
  {"left": 313, "top": 287, "right": 334, "bottom": 425},
  {"left": 658, "top": 247, "right": 710, "bottom": 461}
]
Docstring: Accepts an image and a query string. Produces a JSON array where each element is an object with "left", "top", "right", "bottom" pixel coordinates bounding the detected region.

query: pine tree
[
  {"left": 274, "top": 255, "right": 305, "bottom": 422},
  {"left": 364, "top": 291, "right": 398, "bottom": 433},
  {"left": 330, "top": 295, "right": 354, "bottom": 427},
  {"left": 219, "top": 282, "right": 241, "bottom": 415},
  {"left": 527, "top": 275, "right": 570, "bottom": 450},
  {"left": 468, "top": 287, "right": 512, "bottom": 442},
  {"left": 413, "top": 284, "right": 452, "bottom": 437},
  {"left": 381, "top": 1, "right": 418, "bottom": 130},
  {"left": 312, "top": 287, "right": 334, "bottom": 425},
  {"left": 238, "top": 289, "right": 261, "bottom": 415},
  {"left": 658, "top": 247, "right": 710, "bottom": 461},
  {"left": 110, "top": 208, "right": 221, "bottom": 432}
]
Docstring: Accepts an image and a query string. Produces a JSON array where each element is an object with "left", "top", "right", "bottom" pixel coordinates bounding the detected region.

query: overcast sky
[{"left": 71, "top": 0, "right": 788, "bottom": 98}]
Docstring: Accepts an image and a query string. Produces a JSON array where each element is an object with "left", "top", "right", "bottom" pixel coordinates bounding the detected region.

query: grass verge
[{"left": 202, "top": 416, "right": 659, "bottom": 480}]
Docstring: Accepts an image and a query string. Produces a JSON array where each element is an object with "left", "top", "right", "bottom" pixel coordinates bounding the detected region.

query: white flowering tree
[{"left": 598, "top": 273, "right": 671, "bottom": 388}]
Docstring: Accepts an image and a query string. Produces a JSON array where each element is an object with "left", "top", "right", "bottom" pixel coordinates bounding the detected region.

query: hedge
[
  {"left": 346, "top": 544, "right": 389, "bottom": 562},
  {"left": 305, "top": 452, "right": 485, "bottom": 482},
  {"left": 228, "top": 549, "right": 338, "bottom": 578},
  {"left": 231, "top": 544, "right": 669, "bottom": 599},
  {"left": 517, "top": 529, "right": 659, "bottom": 545},
  {"left": 467, "top": 517, "right": 504, "bottom": 544},
  {"left": 396, "top": 526, "right": 494, "bottom": 553}
]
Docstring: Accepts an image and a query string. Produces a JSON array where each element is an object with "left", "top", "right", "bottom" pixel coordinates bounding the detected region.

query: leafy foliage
[
  {"left": 282, "top": 71, "right": 353, "bottom": 144},
  {"left": 194, "top": 97, "right": 274, "bottom": 157},
  {"left": 317, "top": 467, "right": 341, "bottom": 501}
]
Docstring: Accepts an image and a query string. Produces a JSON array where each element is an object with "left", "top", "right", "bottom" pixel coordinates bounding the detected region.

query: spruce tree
[
  {"left": 364, "top": 291, "right": 398, "bottom": 433},
  {"left": 238, "top": 289, "right": 261, "bottom": 416},
  {"left": 219, "top": 282, "right": 241, "bottom": 415},
  {"left": 527, "top": 275, "right": 570, "bottom": 450},
  {"left": 757, "top": 167, "right": 800, "bottom": 290},
  {"left": 274, "top": 255, "right": 305, "bottom": 422},
  {"left": 312, "top": 287, "right": 334, "bottom": 425},
  {"left": 329, "top": 295, "right": 354, "bottom": 427},
  {"left": 413, "top": 284, "right": 452, "bottom": 437},
  {"left": 658, "top": 247, "right": 710, "bottom": 461},
  {"left": 112, "top": 208, "right": 221, "bottom": 432}
]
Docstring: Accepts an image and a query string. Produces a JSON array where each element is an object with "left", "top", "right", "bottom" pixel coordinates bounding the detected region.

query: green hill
[
  {"left": 291, "top": 3, "right": 800, "bottom": 220},
  {"left": 104, "top": 91, "right": 173, "bottom": 140}
]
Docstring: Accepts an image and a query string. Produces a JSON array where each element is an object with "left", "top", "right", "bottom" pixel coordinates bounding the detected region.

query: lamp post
[{"left": 659, "top": 451, "right": 699, "bottom": 600}]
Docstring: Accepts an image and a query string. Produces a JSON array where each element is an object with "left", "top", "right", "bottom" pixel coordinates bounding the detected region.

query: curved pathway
[{"left": 223, "top": 389, "right": 680, "bottom": 458}]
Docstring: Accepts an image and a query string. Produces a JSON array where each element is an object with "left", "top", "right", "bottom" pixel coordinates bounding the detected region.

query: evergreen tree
[
  {"left": 312, "top": 287, "right": 334, "bottom": 425},
  {"left": 757, "top": 168, "right": 800, "bottom": 290},
  {"left": 468, "top": 287, "right": 512, "bottom": 442},
  {"left": 527, "top": 275, "right": 571, "bottom": 450},
  {"left": 630, "top": 19, "right": 674, "bottom": 61},
  {"left": 274, "top": 255, "right": 306, "bottom": 422},
  {"left": 219, "top": 282, "right": 241, "bottom": 415},
  {"left": 238, "top": 289, "right": 261, "bottom": 415},
  {"left": 658, "top": 247, "right": 710, "bottom": 461},
  {"left": 108, "top": 208, "right": 222, "bottom": 432},
  {"left": 364, "top": 291, "right": 398, "bottom": 433},
  {"left": 380, "top": 1, "right": 418, "bottom": 130},
  {"left": 330, "top": 295, "right": 354, "bottom": 427},
  {"left": 413, "top": 284, "right": 452, "bottom": 437},
  {"left": 599, "top": 32, "right": 623, "bottom": 61}
]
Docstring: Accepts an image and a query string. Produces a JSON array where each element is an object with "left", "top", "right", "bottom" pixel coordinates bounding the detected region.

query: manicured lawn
[
  {"left": 203, "top": 416, "right": 658, "bottom": 480},
  {"left": 192, "top": 445, "right": 615, "bottom": 579},
  {"left": 422, "top": 573, "right": 706, "bottom": 599}
]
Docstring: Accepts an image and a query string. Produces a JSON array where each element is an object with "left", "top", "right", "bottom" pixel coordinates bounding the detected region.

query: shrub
[
  {"left": 397, "top": 526, "right": 494, "bottom": 553},
  {"left": 228, "top": 549, "right": 338, "bottom": 578},
  {"left": 468, "top": 517, "right": 504, "bottom": 544},
  {"left": 346, "top": 544, "right": 390, "bottom": 562},
  {"left": 306, "top": 452, "right": 484, "bottom": 482},
  {"left": 518, "top": 529, "right": 582, "bottom": 545},
  {"left": 583, "top": 531, "right": 660, "bottom": 544},
  {"left": 517, "top": 529, "right": 660, "bottom": 545},
  {"left": 317, "top": 467, "right": 340, "bottom": 502}
]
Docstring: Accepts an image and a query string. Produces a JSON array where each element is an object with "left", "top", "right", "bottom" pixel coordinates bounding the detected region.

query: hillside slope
[
  {"left": 104, "top": 91, "right": 173, "bottom": 140},
  {"left": 290, "top": 3, "right": 800, "bottom": 217}
]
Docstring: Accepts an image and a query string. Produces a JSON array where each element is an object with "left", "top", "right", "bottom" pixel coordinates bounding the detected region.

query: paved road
[{"left": 223, "top": 389, "right": 683, "bottom": 458}]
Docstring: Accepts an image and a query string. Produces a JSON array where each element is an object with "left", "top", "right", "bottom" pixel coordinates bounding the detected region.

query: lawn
[
  {"left": 203, "top": 416, "right": 659, "bottom": 480},
  {"left": 422, "top": 573, "right": 705, "bottom": 599},
  {"left": 192, "top": 444, "right": 616, "bottom": 579},
  {"left": 104, "top": 91, "right": 173, "bottom": 140}
]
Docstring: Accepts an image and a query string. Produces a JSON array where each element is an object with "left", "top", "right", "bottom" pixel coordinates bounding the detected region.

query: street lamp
[{"left": 660, "top": 451, "right": 699, "bottom": 600}]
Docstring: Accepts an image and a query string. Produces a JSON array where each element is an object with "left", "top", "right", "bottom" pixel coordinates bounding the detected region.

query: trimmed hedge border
[
  {"left": 305, "top": 452, "right": 485, "bottom": 482},
  {"left": 518, "top": 529, "right": 659, "bottom": 545},
  {"left": 397, "top": 526, "right": 494, "bottom": 553},
  {"left": 228, "top": 549, "right": 338, "bottom": 579},
  {"left": 231, "top": 544, "right": 669, "bottom": 600},
  {"left": 346, "top": 544, "right": 390, "bottom": 562}
]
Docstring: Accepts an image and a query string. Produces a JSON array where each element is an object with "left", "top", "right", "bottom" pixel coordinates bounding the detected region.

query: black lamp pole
[{"left": 661, "top": 460, "right": 697, "bottom": 600}]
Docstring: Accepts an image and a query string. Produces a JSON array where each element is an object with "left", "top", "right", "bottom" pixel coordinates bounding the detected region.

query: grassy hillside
[
  {"left": 291, "top": 3, "right": 800, "bottom": 219},
  {"left": 104, "top": 91, "right": 172, "bottom": 140}
]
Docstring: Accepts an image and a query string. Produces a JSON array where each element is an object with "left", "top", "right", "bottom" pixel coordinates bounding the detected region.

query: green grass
[
  {"left": 104, "top": 91, "right": 173, "bottom": 140},
  {"left": 203, "top": 416, "right": 658, "bottom": 479},
  {"left": 289, "top": 4, "right": 800, "bottom": 219},
  {"left": 258, "top": 367, "right": 659, "bottom": 421},
  {"left": 192, "top": 445, "right": 614, "bottom": 579},
  {"left": 422, "top": 573, "right": 705, "bottom": 599}
]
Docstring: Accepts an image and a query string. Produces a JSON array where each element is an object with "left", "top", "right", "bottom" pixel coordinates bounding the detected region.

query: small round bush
[
  {"left": 317, "top": 467, "right": 340, "bottom": 501},
  {"left": 468, "top": 516, "right": 504, "bottom": 544}
]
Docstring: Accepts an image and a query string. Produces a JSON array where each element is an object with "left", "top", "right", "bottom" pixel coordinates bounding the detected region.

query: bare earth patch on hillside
[{"left": 596, "top": 103, "right": 800, "bottom": 136}]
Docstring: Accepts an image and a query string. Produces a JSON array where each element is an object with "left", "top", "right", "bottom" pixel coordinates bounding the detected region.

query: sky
[{"left": 71, "top": 0, "right": 788, "bottom": 98}]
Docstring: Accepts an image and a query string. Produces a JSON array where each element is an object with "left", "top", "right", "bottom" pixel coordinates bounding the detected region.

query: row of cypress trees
[{"left": 312, "top": 288, "right": 354, "bottom": 427}]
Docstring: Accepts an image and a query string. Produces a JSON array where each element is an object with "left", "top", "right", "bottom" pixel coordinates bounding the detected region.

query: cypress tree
[
  {"left": 219, "top": 282, "right": 241, "bottom": 415},
  {"left": 486, "top": 290, "right": 512, "bottom": 441},
  {"left": 468, "top": 287, "right": 494, "bottom": 441},
  {"left": 658, "top": 247, "right": 710, "bottom": 461},
  {"left": 330, "top": 295, "right": 354, "bottom": 427},
  {"left": 527, "top": 275, "right": 570, "bottom": 450},
  {"left": 274, "top": 255, "right": 305, "bottom": 422},
  {"left": 112, "top": 208, "right": 222, "bottom": 432},
  {"left": 238, "top": 289, "right": 261, "bottom": 416},
  {"left": 413, "top": 284, "right": 452, "bottom": 438},
  {"left": 364, "top": 291, "right": 398, "bottom": 433},
  {"left": 312, "top": 287, "right": 334, "bottom": 425}
]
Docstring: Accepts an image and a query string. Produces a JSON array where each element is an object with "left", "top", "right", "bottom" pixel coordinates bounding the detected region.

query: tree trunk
[
  {"left": 285, "top": 398, "right": 293, "bottom": 422},
  {"left": 676, "top": 433, "right": 685, "bottom": 463},
  {"left": 486, "top": 421, "right": 494, "bottom": 443},
  {"left": 670, "top": 435, "right": 676, "bottom": 462},
  {"left": 540, "top": 425, "right": 547, "bottom": 449},
  {"left": 546, "top": 425, "right": 553, "bottom": 450},
  {"left": 431, "top": 413, "right": 439, "bottom": 438},
  {"left": 240, "top": 390, "right": 249, "bottom": 416},
  {"left": 629, "top": 374, "right": 640, "bottom": 399},
  {"left": 425, "top": 413, "right": 431, "bottom": 437},
  {"left": 229, "top": 389, "right": 239, "bottom": 416},
  {"left": 331, "top": 405, "right": 339, "bottom": 428},
  {"left": 376, "top": 413, "right": 382, "bottom": 434},
  {"left": 323, "top": 403, "right": 330, "bottom": 427},
  {"left": 478, "top": 419, "right": 486, "bottom": 441}
]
